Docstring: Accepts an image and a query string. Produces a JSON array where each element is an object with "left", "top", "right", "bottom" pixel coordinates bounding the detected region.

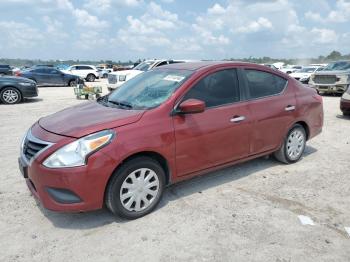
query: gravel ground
[{"left": 0, "top": 80, "right": 349, "bottom": 262}]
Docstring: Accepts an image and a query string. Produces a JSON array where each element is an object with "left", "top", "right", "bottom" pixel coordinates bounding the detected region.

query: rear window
[{"left": 244, "top": 69, "right": 287, "bottom": 99}]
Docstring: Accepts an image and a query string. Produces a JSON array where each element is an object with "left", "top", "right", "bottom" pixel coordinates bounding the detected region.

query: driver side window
[{"left": 182, "top": 69, "right": 240, "bottom": 108}]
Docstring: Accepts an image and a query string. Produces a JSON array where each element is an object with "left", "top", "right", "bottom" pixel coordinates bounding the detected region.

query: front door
[{"left": 173, "top": 69, "right": 251, "bottom": 177}]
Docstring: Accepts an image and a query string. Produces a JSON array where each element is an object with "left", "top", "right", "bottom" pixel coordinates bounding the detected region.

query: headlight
[
  {"left": 119, "top": 75, "right": 126, "bottom": 81},
  {"left": 43, "top": 130, "right": 115, "bottom": 168},
  {"left": 19, "top": 82, "right": 32, "bottom": 86}
]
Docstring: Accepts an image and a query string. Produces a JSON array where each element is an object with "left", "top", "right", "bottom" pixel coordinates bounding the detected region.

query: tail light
[
  {"left": 313, "top": 93, "right": 323, "bottom": 103},
  {"left": 15, "top": 72, "right": 21, "bottom": 76}
]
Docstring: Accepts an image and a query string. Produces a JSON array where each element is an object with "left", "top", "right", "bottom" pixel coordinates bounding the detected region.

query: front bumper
[
  {"left": 107, "top": 82, "right": 124, "bottom": 91},
  {"left": 310, "top": 84, "right": 348, "bottom": 94},
  {"left": 21, "top": 85, "right": 39, "bottom": 98},
  {"left": 19, "top": 125, "right": 118, "bottom": 212}
]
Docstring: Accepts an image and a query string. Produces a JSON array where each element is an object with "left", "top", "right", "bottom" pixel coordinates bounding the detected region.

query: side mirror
[{"left": 177, "top": 99, "right": 205, "bottom": 114}]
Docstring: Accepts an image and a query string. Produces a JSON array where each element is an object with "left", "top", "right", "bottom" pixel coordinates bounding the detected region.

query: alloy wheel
[{"left": 2, "top": 89, "right": 20, "bottom": 104}]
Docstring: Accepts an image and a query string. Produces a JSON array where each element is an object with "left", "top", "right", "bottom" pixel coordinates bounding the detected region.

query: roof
[{"left": 156, "top": 61, "right": 255, "bottom": 71}]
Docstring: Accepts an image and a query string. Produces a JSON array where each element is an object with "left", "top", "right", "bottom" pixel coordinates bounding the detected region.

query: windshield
[
  {"left": 324, "top": 61, "right": 350, "bottom": 71},
  {"left": 299, "top": 67, "right": 317, "bottom": 73},
  {"left": 133, "top": 61, "right": 154, "bottom": 71},
  {"left": 106, "top": 69, "right": 192, "bottom": 110}
]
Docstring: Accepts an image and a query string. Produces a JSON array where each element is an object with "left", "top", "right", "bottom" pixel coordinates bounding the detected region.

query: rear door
[
  {"left": 173, "top": 68, "right": 251, "bottom": 176},
  {"left": 241, "top": 68, "right": 296, "bottom": 154}
]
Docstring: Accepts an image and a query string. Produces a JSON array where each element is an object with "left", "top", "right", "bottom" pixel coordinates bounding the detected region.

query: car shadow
[
  {"left": 22, "top": 98, "right": 43, "bottom": 103},
  {"left": 40, "top": 145, "right": 317, "bottom": 229},
  {"left": 336, "top": 114, "right": 350, "bottom": 120}
]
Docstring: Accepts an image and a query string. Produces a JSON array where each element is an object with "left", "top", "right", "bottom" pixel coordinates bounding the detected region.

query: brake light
[{"left": 15, "top": 72, "right": 21, "bottom": 76}]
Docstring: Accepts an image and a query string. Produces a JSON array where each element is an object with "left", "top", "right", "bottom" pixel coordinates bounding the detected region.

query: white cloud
[
  {"left": 310, "top": 28, "right": 338, "bottom": 44},
  {"left": 42, "top": 16, "right": 68, "bottom": 40},
  {"left": 305, "top": 0, "right": 350, "bottom": 23},
  {"left": 304, "top": 11, "right": 323, "bottom": 22},
  {"left": 237, "top": 17, "right": 273, "bottom": 33},
  {"left": 0, "top": 21, "right": 43, "bottom": 48},
  {"left": 207, "top": 3, "right": 226, "bottom": 15},
  {"left": 73, "top": 9, "right": 109, "bottom": 28}
]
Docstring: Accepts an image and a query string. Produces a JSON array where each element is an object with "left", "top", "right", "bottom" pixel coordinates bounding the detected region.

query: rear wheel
[
  {"left": 105, "top": 157, "right": 165, "bottom": 219},
  {"left": 68, "top": 80, "right": 76, "bottom": 87},
  {"left": 86, "top": 74, "right": 95, "bottom": 82},
  {"left": 0, "top": 87, "right": 22, "bottom": 104},
  {"left": 274, "top": 124, "right": 306, "bottom": 164}
]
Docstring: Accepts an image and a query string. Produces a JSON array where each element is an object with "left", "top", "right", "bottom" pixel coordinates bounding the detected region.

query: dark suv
[{"left": 0, "top": 65, "right": 12, "bottom": 76}]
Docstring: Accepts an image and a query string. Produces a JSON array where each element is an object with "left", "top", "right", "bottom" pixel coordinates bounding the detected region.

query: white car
[
  {"left": 107, "top": 59, "right": 187, "bottom": 91},
  {"left": 290, "top": 66, "right": 324, "bottom": 84},
  {"left": 279, "top": 65, "right": 303, "bottom": 74},
  {"left": 62, "top": 65, "right": 99, "bottom": 82}
]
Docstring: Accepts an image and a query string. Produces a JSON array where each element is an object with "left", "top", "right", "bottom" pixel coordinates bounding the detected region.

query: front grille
[
  {"left": 108, "top": 74, "right": 117, "bottom": 84},
  {"left": 22, "top": 131, "right": 52, "bottom": 162},
  {"left": 23, "top": 139, "right": 47, "bottom": 161},
  {"left": 314, "top": 75, "right": 337, "bottom": 85}
]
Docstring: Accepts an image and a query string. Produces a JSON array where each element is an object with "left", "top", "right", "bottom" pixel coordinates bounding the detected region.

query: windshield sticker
[{"left": 163, "top": 75, "right": 185, "bottom": 82}]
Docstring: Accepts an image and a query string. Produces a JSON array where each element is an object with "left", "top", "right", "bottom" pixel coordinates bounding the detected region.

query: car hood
[
  {"left": 38, "top": 102, "right": 145, "bottom": 138},
  {"left": 0, "top": 76, "right": 35, "bottom": 83},
  {"left": 290, "top": 72, "right": 312, "bottom": 78},
  {"left": 314, "top": 70, "right": 350, "bottom": 75},
  {"left": 112, "top": 69, "right": 143, "bottom": 77}
]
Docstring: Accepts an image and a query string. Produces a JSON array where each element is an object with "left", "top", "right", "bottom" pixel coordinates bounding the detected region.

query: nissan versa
[{"left": 18, "top": 62, "right": 323, "bottom": 219}]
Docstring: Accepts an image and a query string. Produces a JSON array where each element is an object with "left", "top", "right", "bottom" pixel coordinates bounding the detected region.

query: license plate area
[{"left": 18, "top": 158, "right": 28, "bottom": 178}]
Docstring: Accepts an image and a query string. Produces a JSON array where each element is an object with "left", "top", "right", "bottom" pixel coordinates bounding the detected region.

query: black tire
[
  {"left": 86, "top": 74, "right": 95, "bottom": 82},
  {"left": 105, "top": 156, "right": 166, "bottom": 219},
  {"left": 84, "top": 94, "right": 89, "bottom": 100},
  {"left": 0, "top": 87, "right": 22, "bottom": 104},
  {"left": 274, "top": 124, "right": 306, "bottom": 164},
  {"left": 68, "top": 80, "right": 76, "bottom": 87}
]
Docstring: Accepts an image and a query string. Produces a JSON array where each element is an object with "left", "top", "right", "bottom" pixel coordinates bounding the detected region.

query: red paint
[{"left": 21, "top": 62, "right": 323, "bottom": 212}]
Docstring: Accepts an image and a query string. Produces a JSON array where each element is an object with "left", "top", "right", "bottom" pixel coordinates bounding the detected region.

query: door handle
[
  {"left": 285, "top": 105, "right": 296, "bottom": 111},
  {"left": 230, "top": 116, "right": 245, "bottom": 123}
]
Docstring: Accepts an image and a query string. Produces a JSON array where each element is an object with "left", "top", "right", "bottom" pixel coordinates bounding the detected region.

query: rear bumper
[{"left": 340, "top": 98, "right": 350, "bottom": 114}]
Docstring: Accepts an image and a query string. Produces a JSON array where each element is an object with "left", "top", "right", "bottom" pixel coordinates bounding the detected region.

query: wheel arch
[
  {"left": 104, "top": 151, "right": 171, "bottom": 200},
  {"left": 0, "top": 85, "right": 23, "bottom": 97},
  {"left": 294, "top": 120, "right": 310, "bottom": 140}
]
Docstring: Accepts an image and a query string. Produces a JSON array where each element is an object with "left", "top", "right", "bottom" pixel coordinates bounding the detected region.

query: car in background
[
  {"left": 340, "top": 87, "right": 350, "bottom": 116},
  {"left": 263, "top": 64, "right": 278, "bottom": 70},
  {"left": 309, "top": 61, "right": 350, "bottom": 94},
  {"left": 107, "top": 59, "right": 186, "bottom": 91},
  {"left": 279, "top": 65, "right": 303, "bottom": 74},
  {"left": 16, "top": 68, "right": 80, "bottom": 87},
  {"left": 0, "top": 75, "right": 38, "bottom": 104},
  {"left": 0, "top": 65, "right": 13, "bottom": 76},
  {"left": 290, "top": 66, "right": 324, "bottom": 84},
  {"left": 19, "top": 61, "right": 323, "bottom": 219},
  {"left": 62, "top": 65, "right": 99, "bottom": 82},
  {"left": 99, "top": 68, "right": 113, "bottom": 78}
]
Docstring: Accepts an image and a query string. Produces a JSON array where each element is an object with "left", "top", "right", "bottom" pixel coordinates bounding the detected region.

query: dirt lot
[{"left": 1, "top": 80, "right": 349, "bottom": 262}]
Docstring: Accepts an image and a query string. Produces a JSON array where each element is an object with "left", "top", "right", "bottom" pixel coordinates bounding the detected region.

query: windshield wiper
[{"left": 108, "top": 99, "right": 133, "bottom": 109}]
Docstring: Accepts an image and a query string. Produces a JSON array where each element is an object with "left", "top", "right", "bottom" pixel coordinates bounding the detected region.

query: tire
[
  {"left": 103, "top": 73, "right": 108, "bottom": 78},
  {"left": 0, "top": 87, "right": 22, "bottom": 104},
  {"left": 86, "top": 74, "right": 95, "bottom": 82},
  {"left": 105, "top": 156, "right": 166, "bottom": 219},
  {"left": 274, "top": 124, "right": 306, "bottom": 164},
  {"left": 68, "top": 80, "right": 76, "bottom": 87}
]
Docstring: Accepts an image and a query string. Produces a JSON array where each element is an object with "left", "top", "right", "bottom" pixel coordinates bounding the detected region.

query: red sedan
[{"left": 18, "top": 62, "right": 323, "bottom": 219}]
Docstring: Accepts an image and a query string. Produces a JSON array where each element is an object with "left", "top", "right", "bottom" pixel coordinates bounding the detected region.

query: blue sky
[{"left": 0, "top": 0, "right": 349, "bottom": 61}]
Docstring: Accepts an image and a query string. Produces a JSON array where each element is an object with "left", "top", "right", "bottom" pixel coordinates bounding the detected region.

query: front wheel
[
  {"left": 68, "top": 80, "right": 76, "bottom": 87},
  {"left": 274, "top": 124, "right": 306, "bottom": 164},
  {"left": 0, "top": 87, "right": 22, "bottom": 104},
  {"left": 105, "top": 157, "right": 165, "bottom": 219}
]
